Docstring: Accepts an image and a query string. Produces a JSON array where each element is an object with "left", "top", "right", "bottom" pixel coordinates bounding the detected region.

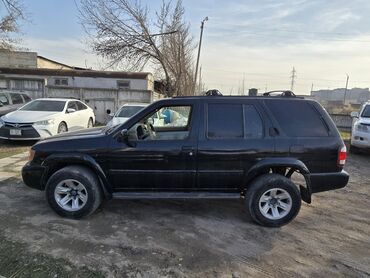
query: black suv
[{"left": 22, "top": 95, "right": 349, "bottom": 227}]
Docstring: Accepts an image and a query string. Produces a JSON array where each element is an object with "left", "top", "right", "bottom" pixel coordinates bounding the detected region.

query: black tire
[
  {"left": 245, "top": 174, "right": 301, "bottom": 227},
  {"left": 87, "top": 118, "right": 93, "bottom": 128},
  {"left": 57, "top": 122, "right": 68, "bottom": 134},
  {"left": 45, "top": 165, "right": 102, "bottom": 219}
]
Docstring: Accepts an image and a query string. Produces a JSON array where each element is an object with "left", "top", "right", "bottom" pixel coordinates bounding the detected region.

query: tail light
[{"left": 338, "top": 145, "right": 347, "bottom": 167}]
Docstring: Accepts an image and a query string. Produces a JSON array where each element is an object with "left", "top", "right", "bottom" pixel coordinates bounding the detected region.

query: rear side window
[
  {"left": 208, "top": 104, "right": 243, "bottom": 138},
  {"left": 265, "top": 100, "right": 328, "bottom": 137},
  {"left": 0, "top": 93, "right": 9, "bottom": 105},
  {"left": 22, "top": 94, "right": 31, "bottom": 102},
  {"left": 11, "top": 93, "right": 23, "bottom": 104},
  {"left": 244, "top": 105, "right": 263, "bottom": 138}
]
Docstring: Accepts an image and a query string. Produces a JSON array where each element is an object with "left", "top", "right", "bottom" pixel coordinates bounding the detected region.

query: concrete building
[{"left": 0, "top": 50, "right": 161, "bottom": 123}]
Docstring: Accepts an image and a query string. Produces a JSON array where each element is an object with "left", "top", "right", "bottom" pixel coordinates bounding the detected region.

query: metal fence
[{"left": 329, "top": 114, "right": 352, "bottom": 131}]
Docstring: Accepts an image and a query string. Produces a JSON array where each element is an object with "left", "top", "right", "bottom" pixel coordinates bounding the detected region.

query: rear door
[{"left": 197, "top": 99, "right": 274, "bottom": 191}]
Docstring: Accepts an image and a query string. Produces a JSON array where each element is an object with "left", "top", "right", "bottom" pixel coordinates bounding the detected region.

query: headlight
[
  {"left": 34, "top": 119, "right": 55, "bottom": 126},
  {"left": 355, "top": 123, "right": 369, "bottom": 132}
]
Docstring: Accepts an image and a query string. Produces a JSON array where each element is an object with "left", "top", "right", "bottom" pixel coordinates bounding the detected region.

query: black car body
[{"left": 22, "top": 95, "right": 349, "bottom": 226}]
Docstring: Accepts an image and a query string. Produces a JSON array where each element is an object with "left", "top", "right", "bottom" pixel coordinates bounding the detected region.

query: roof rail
[{"left": 263, "top": 90, "right": 296, "bottom": 97}]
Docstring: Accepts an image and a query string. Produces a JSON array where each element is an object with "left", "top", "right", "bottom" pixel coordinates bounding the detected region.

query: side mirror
[
  {"left": 0, "top": 102, "right": 3, "bottom": 107},
  {"left": 67, "top": 108, "right": 76, "bottom": 113},
  {"left": 109, "top": 112, "right": 115, "bottom": 117},
  {"left": 350, "top": 111, "right": 359, "bottom": 118},
  {"left": 119, "top": 128, "right": 136, "bottom": 147}
]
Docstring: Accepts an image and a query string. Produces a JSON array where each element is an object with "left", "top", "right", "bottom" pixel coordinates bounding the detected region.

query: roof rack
[
  {"left": 262, "top": 90, "right": 296, "bottom": 97},
  {"left": 204, "top": 89, "right": 223, "bottom": 96}
]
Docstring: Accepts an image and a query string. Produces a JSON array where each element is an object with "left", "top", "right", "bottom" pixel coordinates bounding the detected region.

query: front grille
[
  {"left": 4, "top": 122, "right": 34, "bottom": 128},
  {"left": 0, "top": 125, "right": 40, "bottom": 139}
]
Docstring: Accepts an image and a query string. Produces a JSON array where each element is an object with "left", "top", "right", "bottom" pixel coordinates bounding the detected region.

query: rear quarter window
[{"left": 265, "top": 100, "right": 329, "bottom": 137}]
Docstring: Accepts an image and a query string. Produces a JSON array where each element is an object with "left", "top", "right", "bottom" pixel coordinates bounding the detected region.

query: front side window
[
  {"left": 77, "top": 101, "right": 87, "bottom": 110},
  {"left": 128, "top": 105, "right": 192, "bottom": 141},
  {"left": 208, "top": 104, "right": 243, "bottom": 138},
  {"left": 11, "top": 93, "right": 23, "bottom": 104},
  {"left": 361, "top": 105, "right": 370, "bottom": 118},
  {"left": 22, "top": 94, "right": 31, "bottom": 102},
  {"left": 20, "top": 100, "right": 66, "bottom": 112}
]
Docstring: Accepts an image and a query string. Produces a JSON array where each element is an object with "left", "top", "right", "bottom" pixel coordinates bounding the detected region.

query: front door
[{"left": 107, "top": 103, "right": 199, "bottom": 191}]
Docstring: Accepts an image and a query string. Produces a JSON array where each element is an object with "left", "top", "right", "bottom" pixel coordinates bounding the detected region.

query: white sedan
[
  {"left": 0, "top": 98, "right": 95, "bottom": 140},
  {"left": 106, "top": 103, "right": 165, "bottom": 127}
]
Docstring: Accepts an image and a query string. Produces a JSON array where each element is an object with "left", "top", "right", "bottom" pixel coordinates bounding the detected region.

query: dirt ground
[{"left": 0, "top": 152, "right": 369, "bottom": 277}]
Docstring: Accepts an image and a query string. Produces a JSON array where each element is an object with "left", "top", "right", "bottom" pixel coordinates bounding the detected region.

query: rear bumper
[
  {"left": 22, "top": 162, "right": 46, "bottom": 190},
  {"left": 309, "top": 170, "right": 349, "bottom": 193}
]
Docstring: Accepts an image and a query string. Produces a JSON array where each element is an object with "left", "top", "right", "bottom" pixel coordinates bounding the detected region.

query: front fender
[
  {"left": 243, "top": 157, "right": 312, "bottom": 203},
  {"left": 41, "top": 153, "right": 112, "bottom": 199}
]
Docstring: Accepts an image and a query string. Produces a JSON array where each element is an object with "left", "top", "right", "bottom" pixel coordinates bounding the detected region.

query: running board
[{"left": 112, "top": 192, "right": 241, "bottom": 200}]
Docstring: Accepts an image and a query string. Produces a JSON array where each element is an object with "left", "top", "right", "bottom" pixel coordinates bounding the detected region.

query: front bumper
[
  {"left": 0, "top": 125, "right": 54, "bottom": 140},
  {"left": 310, "top": 170, "right": 349, "bottom": 193},
  {"left": 22, "top": 162, "right": 46, "bottom": 190},
  {"left": 351, "top": 130, "right": 370, "bottom": 149}
]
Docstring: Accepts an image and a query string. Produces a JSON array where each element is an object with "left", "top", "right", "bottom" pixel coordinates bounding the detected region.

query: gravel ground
[{"left": 0, "top": 152, "right": 369, "bottom": 277}]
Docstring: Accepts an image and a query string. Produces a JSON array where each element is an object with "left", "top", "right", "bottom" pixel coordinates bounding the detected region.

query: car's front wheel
[
  {"left": 245, "top": 174, "right": 301, "bottom": 227},
  {"left": 45, "top": 165, "right": 102, "bottom": 219}
]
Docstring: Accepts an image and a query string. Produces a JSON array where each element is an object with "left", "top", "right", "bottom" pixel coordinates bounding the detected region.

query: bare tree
[
  {"left": 79, "top": 0, "right": 195, "bottom": 96},
  {"left": 0, "top": 0, "right": 25, "bottom": 50}
]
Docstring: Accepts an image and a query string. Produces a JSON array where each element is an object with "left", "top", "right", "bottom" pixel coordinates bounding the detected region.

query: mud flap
[{"left": 300, "top": 184, "right": 311, "bottom": 204}]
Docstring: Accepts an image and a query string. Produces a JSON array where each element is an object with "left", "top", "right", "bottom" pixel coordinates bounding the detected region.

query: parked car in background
[
  {"left": 350, "top": 101, "right": 370, "bottom": 152},
  {"left": 106, "top": 103, "right": 165, "bottom": 127},
  {"left": 22, "top": 94, "right": 349, "bottom": 227},
  {"left": 0, "top": 91, "right": 32, "bottom": 116},
  {"left": 0, "top": 98, "right": 95, "bottom": 140}
]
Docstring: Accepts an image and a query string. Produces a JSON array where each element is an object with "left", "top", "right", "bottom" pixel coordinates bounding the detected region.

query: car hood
[
  {"left": 107, "top": 117, "right": 129, "bottom": 127},
  {"left": 1, "top": 110, "right": 60, "bottom": 123},
  {"left": 43, "top": 127, "right": 106, "bottom": 141}
]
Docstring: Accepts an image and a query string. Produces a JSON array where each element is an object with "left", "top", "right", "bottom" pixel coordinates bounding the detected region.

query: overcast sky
[{"left": 19, "top": 0, "right": 370, "bottom": 95}]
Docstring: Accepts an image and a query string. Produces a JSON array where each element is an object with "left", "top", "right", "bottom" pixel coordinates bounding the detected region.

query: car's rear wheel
[
  {"left": 45, "top": 165, "right": 102, "bottom": 219},
  {"left": 87, "top": 118, "right": 93, "bottom": 128},
  {"left": 245, "top": 174, "right": 301, "bottom": 227},
  {"left": 57, "top": 122, "right": 68, "bottom": 134}
]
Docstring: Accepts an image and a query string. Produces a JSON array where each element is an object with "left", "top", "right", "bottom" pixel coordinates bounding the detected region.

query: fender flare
[
  {"left": 243, "top": 157, "right": 312, "bottom": 203},
  {"left": 41, "top": 153, "right": 113, "bottom": 199}
]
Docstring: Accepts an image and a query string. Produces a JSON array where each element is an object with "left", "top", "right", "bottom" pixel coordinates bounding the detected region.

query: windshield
[
  {"left": 361, "top": 105, "right": 370, "bottom": 118},
  {"left": 116, "top": 106, "right": 145, "bottom": 118},
  {"left": 20, "top": 100, "right": 66, "bottom": 112}
]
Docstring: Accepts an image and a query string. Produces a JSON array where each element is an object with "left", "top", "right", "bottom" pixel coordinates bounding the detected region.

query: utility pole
[
  {"left": 194, "top": 17, "right": 208, "bottom": 94},
  {"left": 343, "top": 74, "right": 349, "bottom": 104},
  {"left": 290, "top": 66, "right": 297, "bottom": 91},
  {"left": 242, "top": 73, "right": 245, "bottom": 95},
  {"left": 310, "top": 83, "right": 314, "bottom": 95}
]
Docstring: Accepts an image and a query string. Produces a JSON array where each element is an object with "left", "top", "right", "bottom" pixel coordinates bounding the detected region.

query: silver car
[{"left": 0, "top": 91, "right": 32, "bottom": 116}]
